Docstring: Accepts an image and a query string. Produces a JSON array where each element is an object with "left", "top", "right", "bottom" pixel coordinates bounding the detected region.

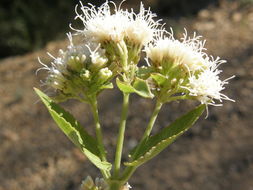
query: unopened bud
[
  {"left": 67, "top": 55, "right": 85, "bottom": 72},
  {"left": 98, "top": 67, "right": 112, "bottom": 82},
  {"left": 80, "top": 69, "right": 91, "bottom": 81},
  {"left": 171, "top": 78, "right": 177, "bottom": 84},
  {"left": 120, "top": 183, "right": 132, "bottom": 190},
  {"left": 47, "top": 71, "right": 66, "bottom": 91},
  {"left": 95, "top": 177, "right": 108, "bottom": 189},
  {"left": 90, "top": 54, "right": 108, "bottom": 71},
  {"left": 81, "top": 54, "right": 86, "bottom": 63},
  {"left": 81, "top": 176, "right": 94, "bottom": 190}
]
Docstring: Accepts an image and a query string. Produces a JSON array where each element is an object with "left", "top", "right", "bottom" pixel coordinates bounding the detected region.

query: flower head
[
  {"left": 183, "top": 62, "right": 234, "bottom": 105},
  {"left": 39, "top": 33, "right": 88, "bottom": 91},
  {"left": 73, "top": 1, "right": 129, "bottom": 43},
  {"left": 145, "top": 29, "right": 234, "bottom": 106},
  {"left": 38, "top": 33, "right": 114, "bottom": 101},
  {"left": 73, "top": 1, "right": 161, "bottom": 47},
  {"left": 145, "top": 29, "right": 210, "bottom": 72},
  {"left": 125, "top": 3, "right": 161, "bottom": 46}
]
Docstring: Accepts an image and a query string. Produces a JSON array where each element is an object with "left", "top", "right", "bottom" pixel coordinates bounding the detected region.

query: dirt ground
[{"left": 0, "top": 2, "right": 253, "bottom": 190}]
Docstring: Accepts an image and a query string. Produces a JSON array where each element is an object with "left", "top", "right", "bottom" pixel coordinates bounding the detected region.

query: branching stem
[{"left": 120, "top": 101, "right": 163, "bottom": 182}]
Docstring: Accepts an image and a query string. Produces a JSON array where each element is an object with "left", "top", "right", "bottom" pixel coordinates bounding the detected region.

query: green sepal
[
  {"left": 125, "top": 104, "right": 205, "bottom": 167},
  {"left": 34, "top": 88, "right": 112, "bottom": 171}
]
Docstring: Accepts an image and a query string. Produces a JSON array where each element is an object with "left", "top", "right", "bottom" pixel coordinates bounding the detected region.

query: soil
[{"left": 0, "top": 1, "right": 253, "bottom": 190}]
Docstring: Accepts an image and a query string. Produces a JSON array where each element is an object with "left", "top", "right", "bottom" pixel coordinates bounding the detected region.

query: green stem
[
  {"left": 140, "top": 101, "right": 162, "bottom": 144},
  {"left": 113, "top": 93, "right": 130, "bottom": 178},
  {"left": 89, "top": 97, "right": 110, "bottom": 179},
  {"left": 132, "top": 101, "right": 162, "bottom": 159},
  {"left": 108, "top": 180, "right": 124, "bottom": 190},
  {"left": 120, "top": 166, "right": 136, "bottom": 185},
  {"left": 120, "top": 101, "right": 163, "bottom": 182}
]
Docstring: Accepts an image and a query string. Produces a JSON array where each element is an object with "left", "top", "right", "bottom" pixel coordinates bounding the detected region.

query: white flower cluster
[
  {"left": 145, "top": 30, "right": 233, "bottom": 105},
  {"left": 38, "top": 33, "right": 112, "bottom": 100},
  {"left": 145, "top": 30, "right": 209, "bottom": 72},
  {"left": 39, "top": 0, "right": 233, "bottom": 105},
  {"left": 72, "top": 1, "right": 161, "bottom": 46},
  {"left": 186, "top": 61, "right": 235, "bottom": 106},
  {"left": 39, "top": 1, "right": 163, "bottom": 100}
]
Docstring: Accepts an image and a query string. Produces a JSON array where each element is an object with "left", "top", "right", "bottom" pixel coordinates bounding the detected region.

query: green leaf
[
  {"left": 34, "top": 88, "right": 112, "bottom": 171},
  {"left": 125, "top": 104, "right": 205, "bottom": 167},
  {"left": 133, "top": 77, "right": 154, "bottom": 98},
  {"left": 116, "top": 78, "right": 136, "bottom": 93},
  {"left": 116, "top": 77, "right": 154, "bottom": 98},
  {"left": 150, "top": 73, "right": 167, "bottom": 86}
]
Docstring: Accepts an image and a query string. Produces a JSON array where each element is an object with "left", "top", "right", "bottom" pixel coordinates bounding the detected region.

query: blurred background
[{"left": 0, "top": 0, "right": 253, "bottom": 189}]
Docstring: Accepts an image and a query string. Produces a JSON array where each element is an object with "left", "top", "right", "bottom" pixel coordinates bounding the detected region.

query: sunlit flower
[
  {"left": 125, "top": 3, "right": 161, "bottom": 46},
  {"left": 145, "top": 29, "right": 211, "bottom": 72},
  {"left": 73, "top": 1, "right": 129, "bottom": 43},
  {"left": 72, "top": 1, "right": 161, "bottom": 47},
  {"left": 183, "top": 63, "right": 234, "bottom": 105},
  {"left": 38, "top": 33, "right": 88, "bottom": 90},
  {"left": 38, "top": 33, "right": 113, "bottom": 100}
]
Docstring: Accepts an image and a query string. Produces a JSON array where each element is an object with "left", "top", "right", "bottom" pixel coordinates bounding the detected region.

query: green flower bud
[
  {"left": 89, "top": 55, "right": 108, "bottom": 71},
  {"left": 97, "top": 67, "right": 112, "bottom": 84},
  {"left": 67, "top": 55, "right": 86, "bottom": 72},
  {"left": 80, "top": 69, "right": 91, "bottom": 81}
]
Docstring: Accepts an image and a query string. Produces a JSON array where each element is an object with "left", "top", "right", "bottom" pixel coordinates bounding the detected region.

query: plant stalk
[
  {"left": 120, "top": 101, "right": 163, "bottom": 182},
  {"left": 108, "top": 180, "right": 124, "bottom": 190},
  {"left": 89, "top": 97, "right": 110, "bottom": 179},
  {"left": 113, "top": 93, "right": 130, "bottom": 178}
]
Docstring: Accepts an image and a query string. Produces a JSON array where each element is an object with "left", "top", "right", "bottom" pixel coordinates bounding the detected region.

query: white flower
[
  {"left": 44, "top": 33, "right": 89, "bottom": 76},
  {"left": 184, "top": 63, "right": 234, "bottom": 105},
  {"left": 37, "top": 33, "right": 90, "bottom": 91},
  {"left": 88, "top": 44, "right": 108, "bottom": 69},
  {"left": 37, "top": 32, "right": 115, "bottom": 99},
  {"left": 61, "top": 33, "right": 88, "bottom": 67},
  {"left": 125, "top": 3, "right": 161, "bottom": 46},
  {"left": 145, "top": 29, "right": 210, "bottom": 72},
  {"left": 72, "top": 1, "right": 162, "bottom": 46},
  {"left": 99, "top": 67, "right": 112, "bottom": 77},
  {"left": 44, "top": 33, "right": 89, "bottom": 83},
  {"left": 73, "top": 1, "right": 129, "bottom": 43}
]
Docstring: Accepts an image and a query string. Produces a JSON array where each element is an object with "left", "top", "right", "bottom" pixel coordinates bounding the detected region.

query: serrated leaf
[
  {"left": 34, "top": 88, "right": 112, "bottom": 171},
  {"left": 116, "top": 78, "right": 136, "bottom": 93},
  {"left": 150, "top": 73, "right": 167, "bottom": 86},
  {"left": 125, "top": 104, "right": 205, "bottom": 167},
  {"left": 133, "top": 77, "right": 154, "bottom": 98}
]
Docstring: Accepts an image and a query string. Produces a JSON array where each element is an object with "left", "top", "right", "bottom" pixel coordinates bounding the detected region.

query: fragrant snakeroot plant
[{"left": 35, "top": 1, "right": 234, "bottom": 190}]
